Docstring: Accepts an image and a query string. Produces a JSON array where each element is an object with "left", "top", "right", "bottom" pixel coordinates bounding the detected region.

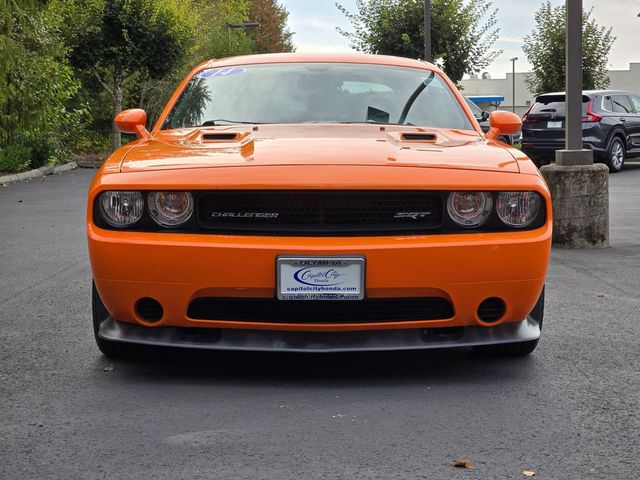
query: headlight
[
  {"left": 496, "top": 191, "right": 541, "bottom": 227},
  {"left": 447, "top": 192, "right": 493, "bottom": 227},
  {"left": 148, "top": 191, "right": 194, "bottom": 227},
  {"left": 99, "top": 191, "right": 144, "bottom": 228}
]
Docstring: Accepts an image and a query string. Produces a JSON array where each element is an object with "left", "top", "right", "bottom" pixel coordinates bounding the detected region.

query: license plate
[
  {"left": 547, "top": 121, "right": 562, "bottom": 128},
  {"left": 277, "top": 256, "right": 365, "bottom": 300}
]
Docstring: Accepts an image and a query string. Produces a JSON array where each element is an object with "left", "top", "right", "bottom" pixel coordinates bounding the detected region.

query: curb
[
  {"left": 76, "top": 160, "right": 104, "bottom": 168},
  {"left": 0, "top": 161, "right": 78, "bottom": 186}
]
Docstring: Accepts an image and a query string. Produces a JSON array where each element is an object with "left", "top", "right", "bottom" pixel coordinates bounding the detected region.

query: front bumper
[
  {"left": 89, "top": 223, "right": 551, "bottom": 332},
  {"left": 97, "top": 315, "right": 541, "bottom": 353}
]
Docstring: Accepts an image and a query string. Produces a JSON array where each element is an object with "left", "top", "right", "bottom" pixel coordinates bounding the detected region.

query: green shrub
[
  {"left": 73, "top": 130, "right": 112, "bottom": 154},
  {"left": 0, "top": 144, "right": 33, "bottom": 173},
  {"left": 24, "top": 137, "right": 54, "bottom": 168}
]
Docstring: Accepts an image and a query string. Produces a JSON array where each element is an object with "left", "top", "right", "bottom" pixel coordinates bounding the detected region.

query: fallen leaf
[
  {"left": 453, "top": 460, "right": 473, "bottom": 469},
  {"left": 596, "top": 293, "right": 605, "bottom": 298},
  {"left": 523, "top": 471, "right": 536, "bottom": 477},
  {"left": 103, "top": 364, "right": 114, "bottom": 372}
]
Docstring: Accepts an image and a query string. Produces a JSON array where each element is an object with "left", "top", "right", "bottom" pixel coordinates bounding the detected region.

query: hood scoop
[
  {"left": 385, "top": 130, "right": 441, "bottom": 145},
  {"left": 400, "top": 133, "right": 437, "bottom": 142},
  {"left": 202, "top": 132, "right": 241, "bottom": 141},
  {"left": 182, "top": 129, "right": 252, "bottom": 145}
]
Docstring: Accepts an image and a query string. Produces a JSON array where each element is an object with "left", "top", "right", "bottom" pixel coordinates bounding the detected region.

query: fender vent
[
  {"left": 401, "top": 133, "right": 437, "bottom": 142},
  {"left": 202, "top": 132, "right": 241, "bottom": 141}
]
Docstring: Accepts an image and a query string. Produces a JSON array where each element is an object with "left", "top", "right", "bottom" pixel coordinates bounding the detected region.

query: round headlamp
[
  {"left": 148, "top": 191, "right": 194, "bottom": 227},
  {"left": 447, "top": 191, "right": 493, "bottom": 227},
  {"left": 99, "top": 191, "right": 144, "bottom": 228},
  {"left": 496, "top": 191, "right": 541, "bottom": 227}
]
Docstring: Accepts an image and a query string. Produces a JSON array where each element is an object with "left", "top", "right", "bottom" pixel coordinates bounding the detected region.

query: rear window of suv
[{"left": 530, "top": 95, "right": 589, "bottom": 116}]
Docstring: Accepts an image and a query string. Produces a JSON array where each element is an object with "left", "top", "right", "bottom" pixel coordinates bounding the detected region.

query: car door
[
  {"left": 627, "top": 94, "right": 640, "bottom": 150},
  {"left": 611, "top": 94, "right": 636, "bottom": 150}
]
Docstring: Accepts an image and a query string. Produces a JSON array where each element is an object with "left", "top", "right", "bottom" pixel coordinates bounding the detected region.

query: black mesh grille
[
  {"left": 196, "top": 190, "right": 443, "bottom": 235},
  {"left": 187, "top": 297, "right": 454, "bottom": 324}
]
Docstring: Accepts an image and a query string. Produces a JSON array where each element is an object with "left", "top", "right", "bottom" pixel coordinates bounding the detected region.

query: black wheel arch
[{"left": 605, "top": 127, "right": 630, "bottom": 153}]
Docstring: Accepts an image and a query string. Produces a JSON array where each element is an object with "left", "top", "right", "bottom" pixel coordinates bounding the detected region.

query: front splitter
[{"left": 98, "top": 317, "right": 541, "bottom": 353}]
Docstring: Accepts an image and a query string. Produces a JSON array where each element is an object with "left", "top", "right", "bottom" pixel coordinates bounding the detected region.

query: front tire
[
  {"left": 606, "top": 137, "right": 625, "bottom": 173},
  {"left": 473, "top": 287, "right": 544, "bottom": 357},
  {"left": 92, "top": 281, "right": 129, "bottom": 358}
]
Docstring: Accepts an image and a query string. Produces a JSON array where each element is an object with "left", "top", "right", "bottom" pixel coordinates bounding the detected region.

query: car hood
[{"left": 118, "top": 124, "right": 519, "bottom": 174}]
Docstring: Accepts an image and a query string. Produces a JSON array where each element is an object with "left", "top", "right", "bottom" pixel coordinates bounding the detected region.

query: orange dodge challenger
[{"left": 88, "top": 53, "right": 551, "bottom": 357}]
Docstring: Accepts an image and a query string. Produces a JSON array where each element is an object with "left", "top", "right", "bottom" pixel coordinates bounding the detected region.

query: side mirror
[
  {"left": 114, "top": 109, "right": 150, "bottom": 140},
  {"left": 486, "top": 110, "right": 521, "bottom": 141}
]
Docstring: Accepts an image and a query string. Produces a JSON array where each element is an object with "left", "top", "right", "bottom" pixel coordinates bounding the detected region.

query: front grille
[
  {"left": 197, "top": 190, "right": 443, "bottom": 236},
  {"left": 187, "top": 297, "right": 454, "bottom": 324}
]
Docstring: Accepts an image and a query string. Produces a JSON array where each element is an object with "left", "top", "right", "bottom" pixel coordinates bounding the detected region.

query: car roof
[{"left": 197, "top": 52, "right": 438, "bottom": 71}]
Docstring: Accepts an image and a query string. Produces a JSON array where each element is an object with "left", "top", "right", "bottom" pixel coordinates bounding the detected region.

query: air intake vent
[
  {"left": 401, "top": 133, "right": 437, "bottom": 142},
  {"left": 202, "top": 132, "right": 240, "bottom": 141},
  {"left": 135, "top": 297, "right": 163, "bottom": 323},
  {"left": 477, "top": 297, "right": 506, "bottom": 324}
]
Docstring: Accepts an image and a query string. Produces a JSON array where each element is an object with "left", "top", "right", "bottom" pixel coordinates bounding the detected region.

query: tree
[
  {"left": 0, "top": 0, "right": 82, "bottom": 170},
  {"left": 191, "top": 0, "right": 254, "bottom": 60},
  {"left": 134, "top": 0, "right": 295, "bottom": 128},
  {"left": 250, "top": 0, "right": 295, "bottom": 54},
  {"left": 48, "top": 0, "right": 198, "bottom": 149},
  {"left": 134, "top": 0, "right": 256, "bottom": 127},
  {"left": 336, "top": 0, "right": 500, "bottom": 84},
  {"left": 523, "top": 1, "right": 615, "bottom": 96}
]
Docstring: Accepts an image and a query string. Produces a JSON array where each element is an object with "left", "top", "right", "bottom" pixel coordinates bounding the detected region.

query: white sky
[{"left": 281, "top": 0, "right": 640, "bottom": 79}]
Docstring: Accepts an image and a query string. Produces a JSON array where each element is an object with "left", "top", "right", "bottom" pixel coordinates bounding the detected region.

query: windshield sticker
[{"left": 197, "top": 67, "right": 246, "bottom": 78}]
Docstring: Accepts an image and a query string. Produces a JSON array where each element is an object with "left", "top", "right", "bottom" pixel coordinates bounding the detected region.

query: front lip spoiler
[{"left": 98, "top": 317, "right": 541, "bottom": 353}]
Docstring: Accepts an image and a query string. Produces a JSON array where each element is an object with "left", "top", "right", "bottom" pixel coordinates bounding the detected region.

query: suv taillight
[
  {"left": 583, "top": 100, "right": 602, "bottom": 123},
  {"left": 521, "top": 105, "right": 535, "bottom": 124}
]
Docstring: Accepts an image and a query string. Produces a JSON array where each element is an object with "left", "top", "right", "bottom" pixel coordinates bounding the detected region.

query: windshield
[{"left": 162, "top": 63, "right": 473, "bottom": 130}]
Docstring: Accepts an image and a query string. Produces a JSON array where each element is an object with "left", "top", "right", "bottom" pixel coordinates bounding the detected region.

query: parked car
[
  {"left": 521, "top": 90, "right": 640, "bottom": 172},
  {"left": 464, "top": 97, "right": 522, "bottom": 145},
  {"left": 88, "top": 53, "right": 551, "bottom": 358}
]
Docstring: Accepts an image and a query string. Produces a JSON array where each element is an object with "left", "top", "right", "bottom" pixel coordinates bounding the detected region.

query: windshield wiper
[
  {"left": 397, "top": 71, "right": 436, "bottom": 124},
  {"left": 201, "top": 119, "right": 264, "bottom": 126}
]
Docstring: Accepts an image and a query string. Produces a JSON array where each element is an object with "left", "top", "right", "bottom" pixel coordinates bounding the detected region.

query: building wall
[{"left": 460, "top": 62, "right": 640, "bottom": 117}]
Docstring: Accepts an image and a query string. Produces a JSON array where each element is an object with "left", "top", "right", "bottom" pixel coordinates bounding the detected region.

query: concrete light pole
[
  {"left": 510, "top": 57, "right": 518, "bottom": 113},
  {"left": 539, "top": 0, "right": 609, "bottom": 248},
  {"left": 560, "top": 0, "right": 589, "bottom": 163},
  {"left": 424, "top": 0, "right": 432, "bottom": 62}
]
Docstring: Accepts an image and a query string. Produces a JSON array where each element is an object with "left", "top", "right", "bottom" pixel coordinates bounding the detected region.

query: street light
[
  {"left": 510, "top": 57, "right": 518, "bottom": 113},
  {"left": 227, "top": 22, "right": 260, "bottom": 53},
  {"left": 228, "top": 22, "right": 260, "bottom": 29},
  {"left": 424, "top": 0, "right": 432, "bottom": 62}
]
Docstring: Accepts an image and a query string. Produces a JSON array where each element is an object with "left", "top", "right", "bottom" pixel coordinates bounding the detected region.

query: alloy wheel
[{"left": 611, "top": 141, "right": 624, "bottom": 170}]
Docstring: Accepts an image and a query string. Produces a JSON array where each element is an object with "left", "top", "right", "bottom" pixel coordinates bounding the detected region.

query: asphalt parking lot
[{"left": 1, "top": 165, "right": 639, "bottom": 479}]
